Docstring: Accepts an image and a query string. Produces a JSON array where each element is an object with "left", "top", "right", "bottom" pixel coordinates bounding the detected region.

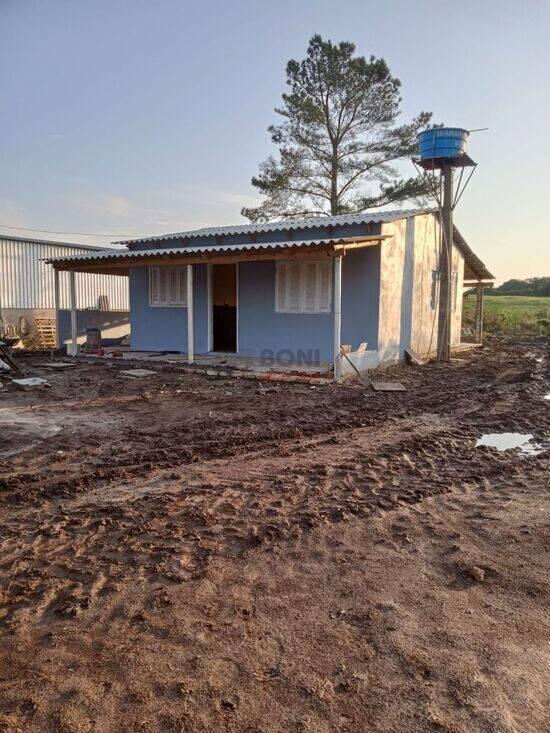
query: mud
[{"left": 0, "top": 337, "right": 549, "bottom": 732}]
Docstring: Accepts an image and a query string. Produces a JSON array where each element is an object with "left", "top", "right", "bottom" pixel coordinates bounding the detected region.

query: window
[
  {"left": 430, "top": 269, "right": 440, "bottom": 310},
  {"left": 275, "top": 260, "right": 332, "bottom": 314},
  {"left": 149, "top": 266, "right": 187, "bottom": 307}
]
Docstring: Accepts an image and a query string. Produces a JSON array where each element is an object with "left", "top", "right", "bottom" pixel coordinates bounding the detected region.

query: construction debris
[
  {"left": 405, "top": 348, "right": 426, "bottom": 366},
  {"left": 371, "top": 382, "right": 407, "bottom": 392},
  {"left": 118, "top": 368, "right": 158, "bottom": 380},
  {"left": 13, "top": 377, "right": 51, "bottom": 391},
  {"left": 0, "top": 345, "right": 23, "bottom": 374},
  {"left": 233, "top": 371, "right": 330, "bottom": 385},
  {"left": 40, "top": 362, "right": 78, "bottom": 370},
  {"left": 339, "top": 347, "right": 371, "bottom": 388}
]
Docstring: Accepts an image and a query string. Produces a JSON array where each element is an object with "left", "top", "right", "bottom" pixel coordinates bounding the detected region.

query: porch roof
[{"left": 45, "top": 235, "right": 390, "bottom": 275}]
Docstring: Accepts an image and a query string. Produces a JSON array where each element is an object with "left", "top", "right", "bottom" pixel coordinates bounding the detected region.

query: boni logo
[{"left": 260, "top": 348, "right": 321, "bottom": 366}]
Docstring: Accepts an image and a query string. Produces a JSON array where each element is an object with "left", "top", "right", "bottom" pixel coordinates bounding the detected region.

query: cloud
[{"left": 63, "top": 184, "right": 261, "bottom": 238}]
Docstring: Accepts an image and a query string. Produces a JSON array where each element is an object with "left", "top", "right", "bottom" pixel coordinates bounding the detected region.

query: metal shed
[{"left": 0, "top": 235, "right": 129, "bottom": 348}]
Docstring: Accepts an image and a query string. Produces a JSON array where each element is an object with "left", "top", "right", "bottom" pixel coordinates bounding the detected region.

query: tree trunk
[{"left": 330, "top": 146, "right": 338, "bottom": 215}]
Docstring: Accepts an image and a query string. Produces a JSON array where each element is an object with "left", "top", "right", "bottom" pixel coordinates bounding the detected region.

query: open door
[{"left": 212, "top": 264, "right": 237, "bottom": 352}]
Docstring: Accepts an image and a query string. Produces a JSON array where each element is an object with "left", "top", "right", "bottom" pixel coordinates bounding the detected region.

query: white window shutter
[
  {"left": 169, "top": 269, "right": 179, "bottom": 304},
  {"left": 150, "top": 268, "right": 160, "bottom": 304},
  {"left": 161, "top": 269, "right": 169, "bottom": 303},
  {"left": 304, "top": 262, "right": 317, "bottom": 312},
  {"left": 275, "top": 262, "right": 287, "bottom": 312},
  {"left": 180, "top": 267, "right": 187, "bottom": 306},
  {"left": 288, "top": 263, "right": 301, "bottom": 312},
  {"left": 317, "top": 260, "right": 331, "bottom": 312},
  {"left": 149, "top": 266, "right": 187, "bottom": 307}
]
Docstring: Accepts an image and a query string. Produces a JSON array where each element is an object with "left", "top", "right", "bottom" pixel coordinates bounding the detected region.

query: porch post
[
  {"left": 69, "top": 270, "right": 77, "bottom": 356},
  {"left": 475, "top": 283, "right": 484, "bottom": 344},
  {"left": 53, "top": 268, "right": 60, "bottom": 349},
  {"left": 333, "top": 255, "right": 343, "bottom": 381},
  {"left": 187, "top": 264, "right": 194, "bottom": 364}
]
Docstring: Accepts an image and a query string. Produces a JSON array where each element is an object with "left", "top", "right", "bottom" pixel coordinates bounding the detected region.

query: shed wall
[{"left": 0, "top": 238, "right": 129, "bottom": 310}]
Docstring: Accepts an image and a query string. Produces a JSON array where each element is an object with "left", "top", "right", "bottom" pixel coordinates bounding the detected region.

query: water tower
[{"left": 414, "top": 128, "right": 477, "bottom": 362}]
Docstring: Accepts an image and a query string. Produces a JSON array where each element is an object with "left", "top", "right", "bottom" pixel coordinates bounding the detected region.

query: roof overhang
[
  {"left": 452, "top": 225, "right": 495, "bottom": 282},
  {"left": 46, "top": 235, "right": 391, "bottom": 275}
]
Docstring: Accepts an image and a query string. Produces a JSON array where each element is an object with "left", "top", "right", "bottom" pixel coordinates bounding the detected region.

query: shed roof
[
  {"left": 0, "top": 234, "right": 108, "bottom": 250},
  {"left": 453, "top": 226, "right": 494, "bottom": 281}
]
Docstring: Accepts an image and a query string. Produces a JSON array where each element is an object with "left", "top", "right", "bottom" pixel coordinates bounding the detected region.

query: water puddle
[
  {"left": 544, "top": 394, "right": 550, "bottom": 401},
  {"left": 476, "top": 432, "right": 543, "bottom": 456}
]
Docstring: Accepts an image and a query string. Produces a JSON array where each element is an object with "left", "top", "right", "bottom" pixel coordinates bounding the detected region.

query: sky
[{"left": 1, "top": 0, "right": 548, "bottom": 282}]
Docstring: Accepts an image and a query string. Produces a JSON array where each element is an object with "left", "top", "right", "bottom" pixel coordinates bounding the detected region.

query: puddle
[
  {"left": 544, "top": 394, "right": 550, "bottom": 401},
  {"left": 476, "top": 433, "right": 543, "bottom": 456}
]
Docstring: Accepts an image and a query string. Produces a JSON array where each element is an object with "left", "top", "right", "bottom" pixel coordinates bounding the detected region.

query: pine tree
[{"left": 242, "top": 35, "right": 433, "bottom": 222}]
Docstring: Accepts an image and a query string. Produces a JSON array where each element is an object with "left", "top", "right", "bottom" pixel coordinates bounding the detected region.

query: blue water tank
[{"left": 417, "top": 127, "right": 469, "bottom": 160}]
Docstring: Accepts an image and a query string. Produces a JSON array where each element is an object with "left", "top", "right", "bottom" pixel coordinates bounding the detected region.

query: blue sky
[{"left": 1, "top": 0, "right": 548, "bottom": 281}]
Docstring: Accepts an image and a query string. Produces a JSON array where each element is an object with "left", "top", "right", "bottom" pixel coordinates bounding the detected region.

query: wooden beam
[
  {"left": 333, "top": 256, "right": 343, "bottom": 382},
  {"left": 69, "top": 271, "right": 77, "bottom": 356},
  {"left": 51, "top": 246, "right": 338, "bottom": 273},
  {"left": 53, "top": 268, "right": 60, "bottom": 349},
  {"left": 187, "top": 264, "right": 194, "bottom": 364},
  {"left": 475, "top": 284, "right": 484, "bottom": 344}
]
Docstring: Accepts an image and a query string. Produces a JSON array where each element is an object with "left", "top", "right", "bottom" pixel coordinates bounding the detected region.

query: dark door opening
[{"left": 212, "top": 264, "right": 237, "bottom": 352}]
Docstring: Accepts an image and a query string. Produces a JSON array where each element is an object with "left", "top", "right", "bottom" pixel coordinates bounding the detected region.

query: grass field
[{"left": 463, "top": 294, "right": 550, "bottom": 336}]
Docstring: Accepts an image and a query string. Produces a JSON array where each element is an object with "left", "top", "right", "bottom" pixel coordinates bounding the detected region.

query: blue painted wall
[
  {"left": 341, "top": 247, "right": 380, "bottom": 351},
  {"left": 237, "top": 261, "right": 334, "bottom": 363},
  {"left": 127, "top": 253, "right": 381, "bottom": 363},
  {"left": 129, "top": 265, "right": 208, "bottom": 352}
]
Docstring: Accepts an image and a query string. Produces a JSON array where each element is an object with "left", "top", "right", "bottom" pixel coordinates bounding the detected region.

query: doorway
[{"left": 212, "top": 264, "right": 237, "bottom": 352}]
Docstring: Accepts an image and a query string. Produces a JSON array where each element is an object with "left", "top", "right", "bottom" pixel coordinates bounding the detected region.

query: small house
[{"left": 47, "top": 209, "right": 493, "bottom": 377}]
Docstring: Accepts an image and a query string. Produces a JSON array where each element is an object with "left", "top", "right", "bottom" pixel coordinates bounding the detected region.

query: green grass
[{"left": 462, "top": 295, "right": 550, "bottom": 337}]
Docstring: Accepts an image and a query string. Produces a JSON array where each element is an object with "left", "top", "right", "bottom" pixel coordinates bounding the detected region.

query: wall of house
[
  {"left": 126, "top": 246, "right": 381, "bottom": 364},
  {"left": 378, "top": 213, "right": 465, "bottom": 365},
  {"left": 408, "top": 214, "right": 465, "bottom": 356},
  {"left": 237, "top": 260, "right": 334, "bottom": 363},
  {"left": 341, "top": 246, "right": 380, "bottom": 352},
  {"left": 128, "top": 265, "right": 209, "bottom": 353}
]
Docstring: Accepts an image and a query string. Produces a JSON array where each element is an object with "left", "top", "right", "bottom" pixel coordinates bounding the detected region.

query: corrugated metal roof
[
  {"left": 0, "top": 234, "right": 109, "bottom": 249},
  {"left": 115, "top": 208, "right": 435, "bottom": 245},
  {"left": 453, "top": 226, "right": 494, "bottom": 281},
  {"left": 47, "top": 237, "right": 358, "bottom": 264}
]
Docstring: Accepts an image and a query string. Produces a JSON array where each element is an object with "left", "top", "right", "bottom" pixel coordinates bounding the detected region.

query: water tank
[{"left": 417, "top": 128, "right": 469, "bottom": 161}]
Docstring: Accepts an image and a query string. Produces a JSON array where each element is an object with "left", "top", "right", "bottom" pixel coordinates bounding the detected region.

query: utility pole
[{"left": 437, "top": 162, "right": 454, "bottom": 362}]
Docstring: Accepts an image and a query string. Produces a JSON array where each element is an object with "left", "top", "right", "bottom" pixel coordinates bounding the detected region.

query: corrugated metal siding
[{"left": 0, "top": 239, "right": 129, "bottom": 310}]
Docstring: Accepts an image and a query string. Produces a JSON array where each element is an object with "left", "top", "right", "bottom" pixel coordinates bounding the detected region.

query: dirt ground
[{"left": 0, "top": 338, "right": 549, "bottom": 733}]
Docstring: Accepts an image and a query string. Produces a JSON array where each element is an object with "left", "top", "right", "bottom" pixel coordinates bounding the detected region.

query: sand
[{"left": 0, "top": 337, "right": 548, "bottom": 732}]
